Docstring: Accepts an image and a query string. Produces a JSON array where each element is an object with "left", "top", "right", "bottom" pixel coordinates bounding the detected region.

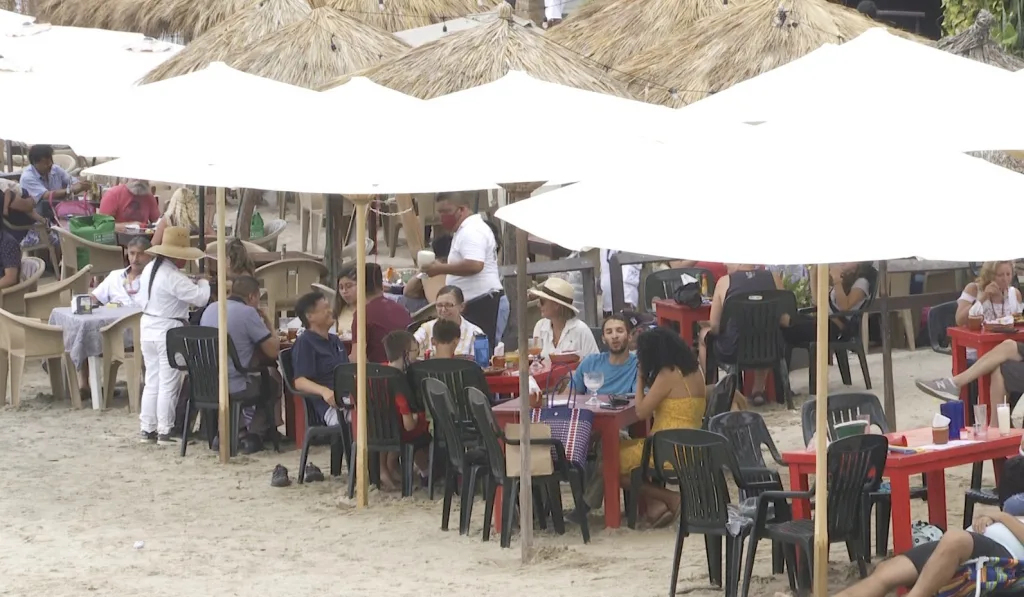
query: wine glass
[
  {"left": 528, "top": 337, "right": 542, "bottom": 361},
  {"left": 583, "top": 371, "right": 604, "bottom": 406}
]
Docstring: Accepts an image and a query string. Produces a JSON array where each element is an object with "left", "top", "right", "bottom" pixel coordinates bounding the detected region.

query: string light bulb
[
  {"left": 442, "top": 17, "right": 447, "bottom": 32},
  {"left": 330, "top": 34, "right": 337, "bottom": 51},
  {"left": 669, "top": 88, "right": 679, "bottom": 100}
]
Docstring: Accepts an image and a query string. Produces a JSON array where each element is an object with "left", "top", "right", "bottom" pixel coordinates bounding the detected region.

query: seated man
[
  {"left": 353, "top": 262, "right": 411, "bottom": 363},
  {"left": 917, "top": 340, "right": 1024, "bottom": 419},
  {"left": 381, "top": 330, "right": 431, "bottom": 491},
  {"left": 19, "top": 144, "right": 89, "bottom": 221},
  {"left": 291, "top": 290, "right": 349, "bottom": 427},
  {"left": 98, "top": 179, "right": 161, "bottom": 232},
  {"left": 92, "top": 237, "right": 151, "bottom": 308},
  {"left": 199, "top": 275, "right": 280, "bottom": 453},
  {"left": 837, "top": 457, "right": 1024, "bottom": 597},
  {"left": 572, "top": 314, "right": 638, "bottom": 395}
]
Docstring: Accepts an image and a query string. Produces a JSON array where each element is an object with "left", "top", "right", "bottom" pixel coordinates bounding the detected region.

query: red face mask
[{"left": 440, "top": 211, "right": 460, "bottom": 231}]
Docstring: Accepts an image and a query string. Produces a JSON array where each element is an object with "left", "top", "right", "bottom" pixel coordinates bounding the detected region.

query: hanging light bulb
[{"left": 442, "top": 18, "right": 448, "bottom": 32}]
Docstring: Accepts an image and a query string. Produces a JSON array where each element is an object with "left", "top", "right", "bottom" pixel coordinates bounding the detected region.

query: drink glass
[
  {"left": 584, "top": 371, "right": 604, "bottom": 406},
  {"left": 528, "top": 337, "right": 542, "bottom": 361},
  {"left": 974, "top": 404, "right": 989, "bottom": 438}
]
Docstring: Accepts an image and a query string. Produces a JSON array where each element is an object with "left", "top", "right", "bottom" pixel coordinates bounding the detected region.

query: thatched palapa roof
[
  {"left": 328, "top": 0, "right": 497, "bottom": 33},
  {"left": 937, "top": 9, "right": 1024, "bottom": 71},
  {"left": 547, "top": 0, "right": 731, "bottom": 70},
  {"left": 320, "top": 2, "right": 633, "bottom": 99},
  {"left": 141, "top": 0, "right": 312, "bottom": 83},
  {"left": 35, "top": 0, "right": 163, "bottom": 37},
  {"left": 618, "top": 0, "right": 917, "bottom": 107},
  {"left": 226, "top": 4, "right": 409, "bottom": 89}
]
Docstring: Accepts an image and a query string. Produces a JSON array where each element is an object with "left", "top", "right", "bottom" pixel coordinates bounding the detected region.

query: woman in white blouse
[
  {"left": 529, "top": 278, "right": 599, "bottom": 358},
  {"left": 414, "top": 285, "right": 484, "bottom": 357},
  {"left": 957, "top": 261, "right": 1022, "bottom": 325},
  {"left": 137, "top": 226, "right": 211, "bottom": 445}
]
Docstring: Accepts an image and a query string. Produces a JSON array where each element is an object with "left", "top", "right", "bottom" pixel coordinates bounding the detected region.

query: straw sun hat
[
  {"left": 528, "top": 278, "right": 579, "bottom": 315},
  {"left": 147, "top": 226, "right": 205, "bottom": 260}
]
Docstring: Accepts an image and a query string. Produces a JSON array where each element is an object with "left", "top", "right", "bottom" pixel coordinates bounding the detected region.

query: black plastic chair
[
  {"left": 422, "top": 378, "right": 488, "bottom": 534},
  {"left": 710, "top": 290, "right": 795, "bottom": 409},
  {"left": 702, "top": 373, "right": 738, "bottom": 429},
  {"left": 657, "top": 429, "right": 774, "bottom": 597},
  {"left": 741, "top": 434, "right": 888, "bottom": 597},
  {"left": 280, "top": 348, "right": 350, "bottom": 485},
  {"left": 166, "top": 326, "right": 280, "bottom": 458},
  {"left": 642, "top": 267, "right": 714, "bottom": 311},
  {"left": 927, "top": 301, "right": 957, "bottom": 355},
  {"left": 591, "top": 326, "right": 608, "bottom": 352},
  {"left": 801, "top": 393, "right": 927, "bottom": 560},
  {"left": 466, "top": 388, "right": 590, "bottom": 547},
  {"left": 408, "top": 358, "right": 490, "bottom": 498},
  {"left": 335, "top": 363, "right": 418, "bottom": 498}
]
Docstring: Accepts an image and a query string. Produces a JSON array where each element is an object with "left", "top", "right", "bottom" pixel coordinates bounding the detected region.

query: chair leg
[
  {"left": 62, "top": 353, "right": 80, "bottom": 406},
  {"left": 861, "top": 499, "right": 873, "bottom": 563},
  {"left": 726, "top": 534, "right": 747, "bottom": 597},
  {"left": 835, "top": 349, "right": 853, "bottom": 386},
  {"left": 229, "top": 403, "right": 241, "bottom": 458},
  {"left": 783, "top": 545, "right": 799, "bottom": 591},
  {"left": 481, "top": 477, "right": 495, "bottom": 542},
  {"left": 567, "top": 469, "right": 590, "bottom": 543},
  {"left": 125, "top": 356, "right": 141, "bottom": 414},
  {"left": 102, "top": 357, "right": 119, "bottom": 410},
  {"left": 0, "top": 349, "right": 9, "bottom": 406},
  {"left": 964, "top": 496, "right": 977, "bottom": 530},
  {"left": 500, "top": 479, "right": 518, "bottom": 548},
  {"left": 668, "top": 520, "right": 686, "bottom": 597},
  {"left": 706, "top": 535, "right": 723, "bottom": 587},
  {"left": 401, "top": 444, "right": 415, "bottom": 497},
  {"left": 441, "top": 468, "right": 457, "bottom": 532},
  {"left": 462, "top": 465, "right": 481, "bottom": 535},
  {"left": 329, "top": 436, "right": 343, "bottom": 477},
  {"left": 627, "top": 468, "right": 642, "bottom": 529},
  {"left": 180, "top": 400, "right": 192, "bottom": 457},
  {"left": 807, "top": 341, "right": 817, "bottom": 395},
  {"left": 741, "top": 535, "right": 759, "bottom": 597},
  {"left": 725, "top": 536, "right": 737, "bottom": 597},
  {"left": 427, "top": 439, "right": 437, "bottom": 500},
  {"left": 298, "top": 431, "right": 314, "bottom": 483},
  {"left": 299, "top": 208, "right": 310, "bottom": 252},
  {"left": 532, "top": 484, "right": 548, "bottom": 531},
  {"left": 9, "top": 353, "right": 25, "bottom": 408},
  {"left": 347, "top": 446, "right": 357, "bottom": 499},
  {"left": 549, "top": 479, "right": 567, "bottom": 535},
  {"left": 771, "top": 541, "right": 784, "bottom": 575},
  {"left": 855, "top": 342, "right": 872, "bottom": 389},
  {"left": 876, "top": 500, "right": 891, "bottom": 557}
]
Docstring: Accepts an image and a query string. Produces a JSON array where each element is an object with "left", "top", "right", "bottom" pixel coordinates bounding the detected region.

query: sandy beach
[{"left": 0, "top": 207, "right": 1008, "bottom": 597}]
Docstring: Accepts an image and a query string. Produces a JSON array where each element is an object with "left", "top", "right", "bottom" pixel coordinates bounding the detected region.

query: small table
[
  {"left": 782, "top": 427, "right": 1023, "bottom": 556},
  {"left": 491, "top": 395, "right": 647, "bottom": 530},
  {"left": 947, "top": 326, "right": 1024, "bottom": 424},
  {"left": 49, "top": 306, "right": 142, "bottom": 410},
  {"left": 484, "top": 362, "right": 578, "bottom": 395},
  {"left": 653, "top": 299, "right": 711, "bottom": 345}
]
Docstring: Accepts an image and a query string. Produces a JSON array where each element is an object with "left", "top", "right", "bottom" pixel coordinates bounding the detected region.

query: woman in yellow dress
[{"left": 620, "top": 327, "right": 707, "bottom": 527}]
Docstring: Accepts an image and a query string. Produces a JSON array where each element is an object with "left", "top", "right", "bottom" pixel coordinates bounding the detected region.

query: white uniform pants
[{"left": 140, "top": 340, "right": 182, "bottom": 435}]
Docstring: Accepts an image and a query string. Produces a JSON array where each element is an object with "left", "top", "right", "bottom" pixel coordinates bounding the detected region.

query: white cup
[{"left": 417, "top": 250, "right": 436, "bottom": 268}]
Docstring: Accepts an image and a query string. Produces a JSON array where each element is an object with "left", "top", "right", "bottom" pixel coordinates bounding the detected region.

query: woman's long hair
[
  {"left": 841, "top": 262, "right": 878, "bottom": 295},
  {"left": 333, "top": 267, "right": 355, "bottom": 320},
  {"left": 976, "top": 261, "right": 1014, "bottom": 291},
  {"left": 164, "top": 187, "right": 199, "bottom": 231},
  {"left": 226, "top": 238, "right": 255, "bottom": 278},
  {"left": 635, "top": 327, "right": 699, "bottom": 388}
]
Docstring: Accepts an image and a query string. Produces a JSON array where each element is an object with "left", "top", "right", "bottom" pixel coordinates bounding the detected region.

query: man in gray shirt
[{"left": 199, "top": 275, "right": 280, "bottom": 452}]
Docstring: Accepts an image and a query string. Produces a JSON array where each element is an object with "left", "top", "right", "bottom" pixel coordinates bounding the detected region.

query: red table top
[
  {"left": 948, "top": 325, "right": 1024, "bottom": 346},
  {"left": 492, "top": 394, "right": 642, "bottom": 426},
  {"left": 653, "top": 298, "right": 712, "bottom": 314},
  {"left": 783, "top": 427, "right": 1024, "bottom": 472},
  {"left": 485, "top": 362, "right": 578, "bottom": 394}
]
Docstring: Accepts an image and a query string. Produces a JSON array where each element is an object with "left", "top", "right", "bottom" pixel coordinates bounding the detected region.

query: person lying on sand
[{"left": 836, "top": 456, "right": 1024, "bottom": 597}]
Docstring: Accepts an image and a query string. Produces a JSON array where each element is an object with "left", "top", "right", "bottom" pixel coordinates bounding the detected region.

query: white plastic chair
[
  {"left": 0, "top": 306, "right": 80, "bottom": 408},
  {"left": 0, "top": 256, "right": 45, "bottom": 316},
  {"left": 100, "top": 311, "right": 142, "bottom": 412},
  {"left": 24, "top": 264, "right": 93, "bottom": 321},
  {"left": 299, "top": 193, "right": 325, "bottom": 254}
]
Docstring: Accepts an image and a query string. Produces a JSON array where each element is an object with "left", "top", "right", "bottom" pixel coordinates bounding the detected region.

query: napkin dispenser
[{"left": 71, "top": 294, "right": 93, "bottom": 315}]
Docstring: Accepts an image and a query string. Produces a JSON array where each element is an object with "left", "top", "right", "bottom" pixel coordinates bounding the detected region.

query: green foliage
[
  {"left": 942, "top": 0, "right": 1024, "bottom": 52},
  {"left": 784, "top": 274, "right": 813, "bottom": 308}
]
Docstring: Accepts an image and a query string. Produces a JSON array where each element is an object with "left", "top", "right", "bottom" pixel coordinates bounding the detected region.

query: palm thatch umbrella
[
  {"left": 320, "top": 1, "right": 633, "bottom": 98},
  {"left": 138, "top": 0, "right": 263, "bottom": 42},
  {"left": 328, "top": 0, "right": 496, "bottom": 33},
  {"left": 226, "top": 3, "right": 409, "bottom": 89},
  {"left": 618, "top": 0, "right": 919, "bottom": 107},
  {"left": 35, "top": 0, "right": 162, "bottom": 36},
  {"left": 140, "top": 0, "right": 312, "bottom": 83},
  {"left": 937, "top": 9, "right": 1024, "bottom": 71},
  {"left": 547, "top": 0, "right": 730, "bottom": 70}
]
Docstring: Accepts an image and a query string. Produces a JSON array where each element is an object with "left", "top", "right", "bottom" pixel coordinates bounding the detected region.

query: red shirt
[
  {"left": 352, "top": 295, "right": 412, "bottom": 363},
  {"left": 98, "top": 184, "right": 160, "bottom": 225},
  {"left": 395, "top": 393, "right": 430, "bottom": 442},
  {"left": 695, "top": 261, "right": 729, "bottom": 283}
]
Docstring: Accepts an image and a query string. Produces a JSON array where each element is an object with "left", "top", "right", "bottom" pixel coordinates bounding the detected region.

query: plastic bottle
[{"left": 998, "top": 403, "right": 1011, "bottom": 436}]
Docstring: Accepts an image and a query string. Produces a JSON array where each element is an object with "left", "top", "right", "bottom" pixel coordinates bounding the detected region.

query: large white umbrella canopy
[
  {"left": 319, "top": 76, "right": 424, "bottom": 111},
  {"left": 495, "top": 125, "right": 1024, "bottom": 263}
]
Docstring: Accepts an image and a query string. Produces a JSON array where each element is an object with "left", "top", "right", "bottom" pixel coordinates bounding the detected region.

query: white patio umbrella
[
  {"left": 0, "top": 9, "right": 32, "bottom": 29},
  {"left": 319, "top": 76, "right": 424, "bottom": 111}
]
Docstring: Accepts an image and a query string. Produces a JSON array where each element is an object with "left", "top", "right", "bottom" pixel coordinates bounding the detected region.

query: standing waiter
[{"left": 422, "top": 192, "right": 502, "bottom": 349}]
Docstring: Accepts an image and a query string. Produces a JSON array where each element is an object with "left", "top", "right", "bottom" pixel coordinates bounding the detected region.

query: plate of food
[{"left": 482, "top": 366, "right": 506, "bottom": 376}]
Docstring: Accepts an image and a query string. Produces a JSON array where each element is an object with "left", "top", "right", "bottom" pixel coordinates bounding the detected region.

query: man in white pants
[{"left": 137, "top": 226, "right": 210, "bottom": 445}]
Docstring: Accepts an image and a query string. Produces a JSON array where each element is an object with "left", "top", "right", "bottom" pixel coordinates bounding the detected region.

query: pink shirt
[{"left": 98, "top": 184, "right": 160, "bottom": 225}]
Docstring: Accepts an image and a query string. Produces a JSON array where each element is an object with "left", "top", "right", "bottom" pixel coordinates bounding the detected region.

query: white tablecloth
[{"left": 49, "top": 306, "right": 142, "bottom": 368}]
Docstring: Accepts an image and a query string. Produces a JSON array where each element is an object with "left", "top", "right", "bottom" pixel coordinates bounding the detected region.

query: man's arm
[
  {"left": 20, "top": 171, "right": 64, "bottom": 202},
  {"left": 248, "top": 307, "right": 280, "bottom": 360},
  {"left": 0, "top": 265, "right": 17, "bottom": 289},
  {"left": 294, "top": 376, "right": 337, "bottom": 407},
  {"left": 425, "top": 259, "right": 483, "bottom": 277},
  {"left": 993, "top": 512, "right": 1024, "bottom": 544},
  {"left": 91, "top": 272, "right": 114, "bottom": 304}
]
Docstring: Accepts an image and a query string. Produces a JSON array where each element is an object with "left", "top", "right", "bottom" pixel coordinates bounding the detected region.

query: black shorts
[
  {"left": 1000, "top": 342, "right": 1024, "bottom": 402},
  {"left": 902, "top": 532, "right": 1011, "bottom": 574}
]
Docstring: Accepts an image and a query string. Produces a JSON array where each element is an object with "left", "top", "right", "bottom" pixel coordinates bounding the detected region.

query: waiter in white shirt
[
  {"left": 136, "top": 226, "right": 210, "bottom": 445},
  {"left": 91, "top": 236, "right": 152, "bottom": 308},
  {"left": 422, "top": 192, "right": 503, "bottom": 349}
]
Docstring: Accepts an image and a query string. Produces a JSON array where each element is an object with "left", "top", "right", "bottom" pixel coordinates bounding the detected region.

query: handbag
[
  {"left": 504, "top": 423, "right": 555, "bottom": 477},
  {"left": 673, "top": 280, "right": 703, "bottom": 308},
  {"left": 48, "top": 193, "right": 95, "bottom": 224},
  {"left": 528, "top": 377, "right": 593, "bottom": 467}
]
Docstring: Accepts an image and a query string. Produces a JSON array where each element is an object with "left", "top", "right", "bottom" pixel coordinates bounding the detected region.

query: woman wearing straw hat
[
  {"left": 138, "top": 226, "right": 211, "bottom": 445},
  {"left": 529, "top": 278, "right": 599, "bottom": 358}
]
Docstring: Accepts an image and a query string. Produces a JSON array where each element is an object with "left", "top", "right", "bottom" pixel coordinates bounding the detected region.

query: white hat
[{"left": 528, "top": 278, "right": 578, "bottom": 315}]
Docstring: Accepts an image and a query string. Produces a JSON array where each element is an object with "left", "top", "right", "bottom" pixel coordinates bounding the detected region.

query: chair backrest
[
  {"left": 333, "top": 363, "right": 409, "bottom": 449},
  {"left": 0, "top": 305, "right": 65, "bottom": 356},
  {"left": 823, "top": 434, "right": 889, "bottom": 540},
  {"left": 52, "top": 227, "right": 123, "bottom": 279},
  {"left": 927, "top": 301, "right": 957, "bottom": 355},
  {"left": 407, "top": 358, "right": 490, "bottom": 427},
  {"left": 642, "top": 267, "right": 714, "bottom": 310},
  {"left": 99, "top": 310, "right": 143, "bottom": 361},
  {"left": 800, "top": 392, "right": 890, "bottom": 445},
  {"left": 165, "top": 326, "right": 245, "bottom": 406},
  {"left": 0, "top": 256, "right": 45, "bottom": 316},
  {"left": 466, "top": 387, "right": 506, "bottom": 480},
  {"left": 311, "top": 282, "right": 337, "bottom": 301},
  {"left": 653, "top": 428, "right": 740, "bottom": 533},
  {"left": 52, "top": 154, "right": 77, "bottom": 172},
  {"left": 708, "top": 410, "right": 782, "bottom": 469},
  {"left": 423, "top": 378, "right": 468, "bottom": 469},
  {"left": 279, "top": 347, "right": 300, "bottom": 394},
  {"left": 24, "top": 263, "right": 93, "bottom": 320},
  {"left": 256, "top": 258, "right": 329, "bottom": 313},
  {"left": 719, "top": 290, "right": 795, "bottom": 367},
  {"left": 702, "top": 372, "right": 737, "bottom": 428},
  {"left": 590, "top": 326, "right": 608, "bottom": 353}
]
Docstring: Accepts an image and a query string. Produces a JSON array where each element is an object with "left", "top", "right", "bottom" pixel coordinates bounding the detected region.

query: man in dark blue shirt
[{"left": 291, "top": 290, "right": 349, "bottom": 426}]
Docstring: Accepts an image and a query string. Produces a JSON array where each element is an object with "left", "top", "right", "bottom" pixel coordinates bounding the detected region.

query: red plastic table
[
  {"left": 653, "top": 299, "right": 711, "bottom": 345},
  {"left": 947, "top": 326, "right": 1024, "bottom": 424},
  {"left": 782, "top": 427, "right": 1022, "bottom": 556},
  {"left": 484, "top": 363, "right": 578, "bottom": 395},
  {"left": 491, "top": 395, "right": 648, "bottom": 530}
]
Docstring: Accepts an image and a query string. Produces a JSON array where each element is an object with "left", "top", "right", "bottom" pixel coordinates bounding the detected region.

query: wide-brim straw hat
[
  {"left": 528, "top": 278, "right": 579, "bottom": 315},
  {"left": 147, "top": 226, "right": 205, "bottom": 260}
]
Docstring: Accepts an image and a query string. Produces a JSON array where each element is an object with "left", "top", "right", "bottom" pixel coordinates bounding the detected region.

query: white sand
[{"left": 0, "top": 209, "right": 1002, "bottom": 596}]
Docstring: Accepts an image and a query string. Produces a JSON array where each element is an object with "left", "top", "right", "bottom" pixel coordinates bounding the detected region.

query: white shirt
[
  {"left": 446, "top": 214, "right": 501, "bottom": 301},
  {"left": 600, "top": 249, "right": 641, "bottom": 312},
  {"left": 414, "top": 316, "right": 484, "bottom": 357},
  {"left": 967, "top": 518, "right": 1024, "bottom": 560},
  {"left": 532, "top": 316, "right": 600, "bottom": 358},
  {"left": 138, "top": 260, "right": 211, "bottom": 342},
  {"left": 92, "top": 268, "right": 144, "bottom": 308},
  {"left": 828, "top": 277, "right": 871, "bottom": 315}
]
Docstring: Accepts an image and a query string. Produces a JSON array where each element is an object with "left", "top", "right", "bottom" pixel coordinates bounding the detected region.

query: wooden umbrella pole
[
  {"left": 813, "top": 263, "right": 830, "bottom": 595},
  {"left": 216, "top": 186, "right": 229, "bottom": 464},
  {"left": 346, "top": 194, "right": 373, "bottom": 508},
  {"left": 499, "top": 181, "right": 544, "bottom": 564},
  {"left": 878, "top": 260, "right": 897, "bottom": 429}
]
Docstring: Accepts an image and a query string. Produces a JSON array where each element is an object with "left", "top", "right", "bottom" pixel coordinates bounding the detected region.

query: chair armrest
[{"left": 752, "top": 489, "right": 808, "bottom": 533}]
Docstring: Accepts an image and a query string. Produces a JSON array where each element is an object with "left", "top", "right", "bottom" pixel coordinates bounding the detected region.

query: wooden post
[
  {"left": 216, "top": 187, "right": 230, "bottom": 464},
  {"left": 813, "top": 263, "right": 830, "bottom": 596},
  {"left": 345, "top": 194, "right": 374, "bottom": 508},
  {"left": 878, "top": 260, "right": 897, "bottom": 430},
  {"left": 499, "top": 181, "right": 544, "bottom": 564}
]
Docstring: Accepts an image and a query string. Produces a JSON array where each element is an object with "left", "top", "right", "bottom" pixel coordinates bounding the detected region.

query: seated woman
[
  {"left": 958, "top": 261, "right": 1021, "bottom": 326},
  {"left": 414, "top": 285, "right": 484, "bottom": 357},
  {"left": 782, "top": 261, "right": 876, "bottom": 346},
  {"left": 529, "top": 278, "right": 599, "bottom": 358},
  {"left": 619, "top": 328, "right": 706, "bottom": 527},
  {"left": 837, "top": 456, "right": 1024, "bottom": 597},
  {"left": 152, "top": 187, "right": 214, "bottom": 245},
  {"left": 334, "top": 268, "right": 357, "bottom": 336}
]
